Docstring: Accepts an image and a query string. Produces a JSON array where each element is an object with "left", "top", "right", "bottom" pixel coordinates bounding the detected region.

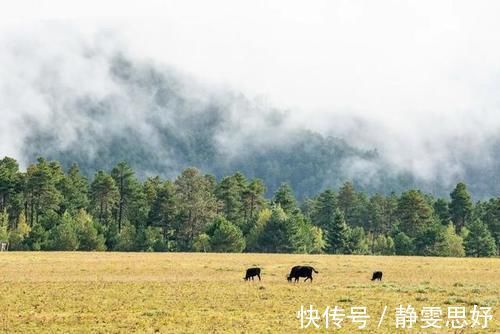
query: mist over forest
[{"left": 1, "top": 28, "right": 500, "bottom": 199}]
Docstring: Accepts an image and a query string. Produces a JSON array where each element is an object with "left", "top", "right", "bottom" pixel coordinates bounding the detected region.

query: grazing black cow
[
  {"left": 371, "top": 271, "right": 383, "bottom": 281},
  {"left": 287, "top": 266, "right": 318, "bottom": 283},
  {"left": 244, "top": 267, "right": 261, "bottom": 281}
]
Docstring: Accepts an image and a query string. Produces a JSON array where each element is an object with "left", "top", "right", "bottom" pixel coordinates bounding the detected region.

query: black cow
[
  {"left": 371, "top": 271, "right": 383, "bottom": 281},
  {"left": 244, "top": 267, "right": 261, "bottom": 281},
  {"left": 287, "top": 266, "right": 318, "bottom": 283}
]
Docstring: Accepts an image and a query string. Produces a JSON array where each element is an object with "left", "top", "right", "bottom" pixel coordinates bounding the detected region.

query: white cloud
[{"left": 1, "top": 0, "right": 500, "bottom": 182}]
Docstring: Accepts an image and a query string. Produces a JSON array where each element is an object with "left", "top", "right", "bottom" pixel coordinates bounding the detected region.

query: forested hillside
[
  {"left": 0, "top": 156, "right": 498, "bottom": 256},
  {"left": 13, "top": 54, "right": 500, "bottom": 199}
]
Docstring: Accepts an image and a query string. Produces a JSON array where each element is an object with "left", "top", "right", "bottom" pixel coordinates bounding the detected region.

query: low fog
[{"left": 2, "top": 1, "right": 500, "bottom": 197}]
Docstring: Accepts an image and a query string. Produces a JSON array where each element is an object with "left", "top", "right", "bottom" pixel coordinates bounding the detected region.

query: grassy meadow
[{"left": 0, "top": 252, "right": 498, "bottom": 333}]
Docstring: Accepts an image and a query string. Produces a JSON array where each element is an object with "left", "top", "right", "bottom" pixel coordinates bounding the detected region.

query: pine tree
[
  {"left": 325, "top": 209, "right": 348, "bottom": 254},
  {"left": 438, "top": 224, "right": 465, "bottom": 257},
  {"left": 8, "top": 210, "right": 30, "bottom": 250},
  {"left": 59, "top": 164, "right": 89, "bottom": 214},
  {"left": 216, "top": 173, "right": 246, "bottom": 227},
  {"left": 25, "top": 158, "right": 63, "bottom": 226},
  {"left": 207, "top": 216, "right": 246, "bottom": 252},
  {"left": 175, "top": 168, "right": 218, "bottom": 250},
  {"left": 311, "top": 189, "right": 336, "bottom": 230},
  {"left": 74, "top": 209, "right": 106, "bottom": 251},
  {"left": 115, "top": 222, "right": 137, "bottom": 251},
  {"left": 193, "top": 233, "right": 211, "bottom": 252},
  {"left": 394, "top": 232, "right": 414, "bottom": 255},
  {"left": 111, "top": 162, "right": 144, "bottom": 232},
  {"left": 337, "top": 181, "right": 363, "bottom": 226},
  {"left": 245, "top": 208, "right": 272, "bottom": 251},
  {"left": 147, "top": 181, "right": 177, "bottom": 246},
  {"left": 0, "top": 157, "right": 19, "bottom": 214},
  {"left": 273, "top": 183, "right": 297, "bottom": 214},
  {"left": 257, "top": 205, "right": 294, "bottom": 253},
  {"left": 450, "top": 182, "right": 473, "bottom": 232},
  {"left": 90, "top": 171, "right": 119, "bottom": 226},
  {"left": 345, "top": 226, "right": 369, "bottom": 255},
  {"left": 373, "top": 234, "right": 395, "bottom": 255},
  {"left": 241, "top": 178, "right": 266, "bottom": 231},
  {"left": 0, "top": 209, "right": 8, "bottom": 242},
  {"left": 433, "top": 198, "right": 451, "bottom": 225},
  {"left": 47, "top": 211, "right": 79, "bottom": 251},
  {"left": 464, "top": 219, "right": 496, "bottom": 257},
  {"left": 396, "top": 190, "right": 433, "bottom": 238}
]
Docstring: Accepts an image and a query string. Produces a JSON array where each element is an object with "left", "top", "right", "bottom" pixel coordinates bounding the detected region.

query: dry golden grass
[{"left": 0, "top": 252, "right": 498, "bottom": 333}]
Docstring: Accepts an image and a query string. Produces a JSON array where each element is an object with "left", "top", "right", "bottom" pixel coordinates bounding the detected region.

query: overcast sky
[{"left": 2, "top": 0, "right": 500, "bottom": 180}]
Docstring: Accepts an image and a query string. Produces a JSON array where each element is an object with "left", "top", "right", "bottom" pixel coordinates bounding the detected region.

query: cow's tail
[{"left": 312, "top": 267, "right": 319, "bottom": 273}]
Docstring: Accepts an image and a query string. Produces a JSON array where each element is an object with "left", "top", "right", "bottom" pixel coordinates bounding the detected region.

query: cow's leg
[
  {"left": 309, "top": 275, "right": 313, "bottom": 283},
  {"left": 258, "top": 274, "right": 261, "bottom": 281}
]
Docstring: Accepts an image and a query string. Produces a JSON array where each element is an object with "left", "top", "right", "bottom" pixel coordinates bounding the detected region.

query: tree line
[{"left": 0, "top": 156, "right": 498, "bottom": 256}]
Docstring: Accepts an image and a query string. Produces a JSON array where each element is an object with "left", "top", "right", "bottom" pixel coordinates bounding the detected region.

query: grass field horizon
[{"left": 0, "top": 252, "right": 498, "bottom": 333}]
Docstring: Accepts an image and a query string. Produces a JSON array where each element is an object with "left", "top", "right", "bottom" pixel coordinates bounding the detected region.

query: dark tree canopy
[{"left": 0, "top": 155, "right": 497, "bottom": 257}]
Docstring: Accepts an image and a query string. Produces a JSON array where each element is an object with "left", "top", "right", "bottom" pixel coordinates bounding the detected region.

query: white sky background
[{"left": 2, "top": 0, "right": 500, "bottom": 180}]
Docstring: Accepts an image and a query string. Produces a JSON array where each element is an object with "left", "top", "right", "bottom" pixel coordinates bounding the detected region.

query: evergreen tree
[
  {"left": 207, "top": 216, "right": 246, "bottom": 252},
  {"left": 438, "top": 224, "right": 465, "bottom": 257},
  {"left": 367, "top": 194, "right": 396, "bottom": 249},
  {"left": 241, "top": 178, "right": 266, "bottom": 232},
  {"left": 115, "top": 222, "right": 137, "bottom": 251},
  {"left": 136, "top": 226, "right": 166, "bottom": 252},
  {"left": 8, "top": 210, "right": 30, "bottom": 250},
  {"left": 47, "top": 211, "right": 79, "bottom": 251},
  {"left": 464, "top": 219, "right": 496, "bottom": 257},
  {"left": 74, "top": 209, "right": 106, "bottom": 251},
  {"left": 174, "top": 168, "right": 218, "bottom": 250},
  {"left": 193, "top": 233, "right": 211, "bottom": 252},
  {"left": 394, "top": 232, "right": 414, "bottom": 255},
  {"left": 325, "top": 209, "right": 349, "bottom": 254},
  {"left": 337, "top": 181, "right": 366, "bottom": 227},
  {"left": 147, "top": 181, "right": 177, "bottom": 247},
  {"left": 413, "top": 222, "right": 446, "bottom": 256},
  {"left": 433, "top": 198, "right": 451, "bottom": 225},
  {"left": 90, "top": 171, "right": 119, "bottom": 226},
  {"left": 345, "top": 226, "right": 369, "bottom": 254},
  {"left": 273, "top": 183, "right": 297, "bottom": 214},
  {"left": 245, "top": 208, "right": 272, "bottom": 251},
  {"left": 311, "top": 189, "right": 336, "bottom": 230},
  {"left": 477, "top": 198, "right": 500, "bottom": 254},
  {"left": 257, "top": 205, "right": 294, "bottom": 253},
  {"left": 143, "top": 176, "right": 162, "bottom": 208},
  {"left": 59, "top": 164, "right": 89, "bottom": 214},
  {"left": 373, "top": 234, "right": 395, "bottom": 255},
  {"left": 396, "top": 190, "right": 433, "bottom": 238},
  {"left": 309, "top": 226, "right": 326, "bottom": 254},
  {"left": 0, "top": 209, "right": 8, "bottom": 242},
  {"left": 25, "top": 158, "right": 63, "bottom": 226},
  {"left": 0, "top": 157, "right": 20, "bottom": 220},
  {"left": 111, "top": 162, "right": 144, "bottom": 232},
  {"left": 24, "top": 223, "right": 49, "bottom": 250},
  {"left": 450, "top": 182, "right": 473, "bottom": 232},
  {"left": 289, "top": 212, "right": 314, "bottom": 253},
  {"left": 216, "top": 173, "right": 246, "bottom": 227}
]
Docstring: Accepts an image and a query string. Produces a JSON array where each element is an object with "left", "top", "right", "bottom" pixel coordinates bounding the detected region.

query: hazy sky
[{"left": 2, "top": 0, "right": 500, "bottom": 180}]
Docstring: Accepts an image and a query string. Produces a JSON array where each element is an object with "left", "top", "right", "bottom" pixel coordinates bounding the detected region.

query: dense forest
[
  {"left": 12, "top": 54, "right": 500, "bottom": 199},
  {"left": 0, "top": 156, "right": 498, "bottom": 257}
]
